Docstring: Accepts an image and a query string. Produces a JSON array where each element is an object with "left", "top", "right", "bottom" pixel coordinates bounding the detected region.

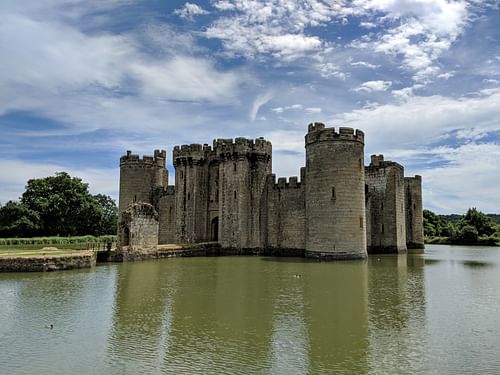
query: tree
[
  {"left": 94, "top": 194, "right": 118, "bottom": 235},
  {"left": 0, "top": 201, "right": 41, "bottom": 237},
  {"left": 18, "top": 172, "right": 116, "bottom": 236},
  {"left": 459, "top": 208, "right": 496, "bottom": 236},
  {"left": 458, "top": 225, "right": 479, "bottom": 244}
]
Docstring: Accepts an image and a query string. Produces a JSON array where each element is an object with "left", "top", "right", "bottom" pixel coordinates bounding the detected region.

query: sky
[{"left": 0, "top": 0, "right": 499, "bottom": 214}]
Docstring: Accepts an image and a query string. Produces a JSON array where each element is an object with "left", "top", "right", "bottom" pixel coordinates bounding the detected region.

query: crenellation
[
  {"left": 117, "top": 122, "right": 423, "bottom": 260},
  {"left": 305, "top": 124, "right": 364, "bottom": 146}
]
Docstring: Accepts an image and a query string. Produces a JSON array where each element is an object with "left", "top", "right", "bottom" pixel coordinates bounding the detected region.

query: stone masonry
[{"left": 117, "top": 123, "right": 424, "bottom": 260}]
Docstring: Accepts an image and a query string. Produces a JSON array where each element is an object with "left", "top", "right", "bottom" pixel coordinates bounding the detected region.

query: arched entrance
[{"left": 211, "top": 217, "right": 219, "bottom": 241}]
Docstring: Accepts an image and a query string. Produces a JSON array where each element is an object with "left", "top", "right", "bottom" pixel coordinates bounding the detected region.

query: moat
[{"left": 1, "top": 244, "right": 500, "bottom": 374}]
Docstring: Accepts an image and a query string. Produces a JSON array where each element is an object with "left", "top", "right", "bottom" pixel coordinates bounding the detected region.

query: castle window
[
  {"left": 234, "top": 191, "right": 237, "bottom": 200},
  {"left": 381, "top": 224, "right": 384, "bottom": 234},
  {"left": 359, "top": 158, "right": 362, "bottom": 171},
  {"left": 234, "top": 163, "right": 237, "bottom": 172},
  {"left": 360, "top": 217, "right": 363, "bottom": 229},
  {"left": 188, "top": 192, "right": 190, "bottom": 201},
  {"left": 332, "top": 187, "right": 336, "bottom": 200},
  {"left": 134, "top": 195, "right": 137, "bottom": 202},
  {"left": 381, "top": 202, "right": 384, "bottom": 210}
]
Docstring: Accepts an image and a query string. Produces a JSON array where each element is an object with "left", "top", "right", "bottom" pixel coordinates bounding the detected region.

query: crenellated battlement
[
  {"left": 172, "top": 143, "right": 212, "bottom": 165},
  {"left": 366, "top": 154, "right": 404, "bottom": 172},
  {"left": 213, "top": 136, "right": 272, "bottom": 160},
  {"left": 120, "top": 149, "right": 166, "bottom": 168},
  {"left": 305, "top": 124, "right": 364, "bottom": 145},
  {"left": 269, "top": 175, "right": 302, "bottom": 189}
]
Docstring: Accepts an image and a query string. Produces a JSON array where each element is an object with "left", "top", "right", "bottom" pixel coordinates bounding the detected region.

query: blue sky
[{"left": 0, "top": 0, "right": 499, "bottom": 213}]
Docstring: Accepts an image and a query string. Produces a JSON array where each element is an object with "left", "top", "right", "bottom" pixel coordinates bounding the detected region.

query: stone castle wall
[
  {"left": 305, "top": 123, "right": 367, "bottom": 259},
  {"left": 266, "top": 175, "right": 306, "bottom": 250},
  {"left": 116, "top": 123, "right": 424, "bottom": 260},
  {"left": 405, "top": 176, "right": 425, "bottom": 249},
  {"left": 365, "top": 155, "right": 407, "bottom": 253}
]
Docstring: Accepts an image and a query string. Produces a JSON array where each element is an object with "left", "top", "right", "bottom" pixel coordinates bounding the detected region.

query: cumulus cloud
[
  {"left": 334, "top": 88, "right": 500, "bottom": 211},
  {"left": 355, "top": 80, "right": 393, "bottom": 92},
  {"left": 173, "top": 2, "right": 209, "bottom": 20}
]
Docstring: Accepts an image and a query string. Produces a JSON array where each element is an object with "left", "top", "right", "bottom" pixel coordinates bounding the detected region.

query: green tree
[
  {"left": 19, "top": 172, "right": 114, "bottom": 236},
  {"left": 0, "top": 201, "right": 41, "bottom": 237},
  {"left": 94, "top": 194, "right": 118, "bottom": 235},
  {"left": 459, "top": 208, "right": 496, "bottom": 236},
  {"left": 458, "top": 225, "right": 479, "bottom": 244}
]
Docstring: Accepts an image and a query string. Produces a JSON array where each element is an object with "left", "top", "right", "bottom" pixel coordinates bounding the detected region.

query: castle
[{"left": 117, "top": 123, "right": 424, "bottom": 260}]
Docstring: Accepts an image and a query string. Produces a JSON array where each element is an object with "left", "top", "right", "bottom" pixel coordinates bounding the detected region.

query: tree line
[
  {"left": 0, "top": 172, "right": 117, "bottom": 237},
  {"left": 424, "top": 208, "right": 500, "bottom": 245}
]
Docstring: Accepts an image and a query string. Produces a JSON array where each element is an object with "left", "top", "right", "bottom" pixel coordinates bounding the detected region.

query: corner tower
[
  {"left": 405, "top": 176, "right": 424, "bottom": 249},
  {"left": 304, "top": 123, "right": 367, "bottom": 260},
  {"left": 117, "top": 150, "right": 167, "bottom": 248}
]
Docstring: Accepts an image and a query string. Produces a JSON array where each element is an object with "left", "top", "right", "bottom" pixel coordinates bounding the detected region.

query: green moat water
[{"left": 1, "top": 244, "right": 500, "bottom": 374}]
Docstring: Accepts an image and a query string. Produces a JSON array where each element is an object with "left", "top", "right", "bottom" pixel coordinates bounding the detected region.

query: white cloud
[
  {"left": 350, "top": 61, "right": 380, "bottom": 69},
  {"left": 174, "top": 2, "right": 209, "bottom": 20},
  {"left": 360, "top": 21, "right": 377, "bottom": 29},
  {"left": 355, "top": 80, "right": 393, "bottom": 92},
  {"left": 337, "top": 87, "right": 500, "bottom": 154},
  {"left": 250, "top": 91, "right": 274, "bottom": 121},
  {"left": 0, "top": 160, "right": 119, "bottom": 204},
  {"left": 305, "top": 107, "right": 322, "bottom": 113},
  {"left": 130, "top": 57, "right": 240, "bottom": 102},
  {"left": 0, "top": 11, "right": 243, "bottom": 134},
  {"left": 423, "top": 143, "right": 500, "bottom": 213}
]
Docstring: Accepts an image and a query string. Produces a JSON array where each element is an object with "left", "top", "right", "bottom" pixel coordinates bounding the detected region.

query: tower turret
[
  {"left": 304, "top": 123, "right": 367, "bottom": 260},
  {"left": 405, "top": 176, "right": 424, "bottom": 249},
  {"left": 118, "top": 149, "right": 167, "bottom": 213},
  {"left": 214, "top": 137, "right": 272, "bottom": 249}
]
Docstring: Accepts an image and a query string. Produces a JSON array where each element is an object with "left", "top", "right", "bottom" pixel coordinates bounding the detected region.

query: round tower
[
  {"left": 304, "top": 123, "right": 367, "bottom": 260},
  {"left": 118, "top": 150, "right": 167, "bottom": 214}
]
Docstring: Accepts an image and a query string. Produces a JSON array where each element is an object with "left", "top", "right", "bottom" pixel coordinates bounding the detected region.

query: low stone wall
[{"left": 0, "top": 251, "right": 96, "bottom": 272}]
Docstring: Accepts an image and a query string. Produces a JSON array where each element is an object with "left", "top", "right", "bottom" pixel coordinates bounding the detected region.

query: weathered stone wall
[
  {"left": 305, "top": 123, "right": 367, "bottom": 259},
  {"left": 118, "top": 203, "right": 159, "bottom": 259},
  {"left": 365, "top": 155, "right": 407, "bottom": 253},
  {"left": 158, "top": 186, "right": 176, "bottom": 244},
  {"left": 118, "top": 122, "right": 424, "bottom": 260},
  {"left": 0, "top": 252, "right": 96, "bottom": 272},
  {"left": 118, "top": 150, "right": 167, "bottom": 247},
  {"left": 266, "top": 175, "right": 306, "bottom": 250},
  {"left": 215, "top": 137, "right": 271, "bottom": 249},
  {"left": 173, "top": 144, "right": 211, "bottom": 243},
  {"left": 405, "top": 176, "right": 425, "bottom": 249}
]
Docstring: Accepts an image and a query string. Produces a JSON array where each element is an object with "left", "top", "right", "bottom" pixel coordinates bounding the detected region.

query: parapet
[
  {"left": 405, "top": 175, "right": 422, "bottom": 183},
  {"left": 120, "top": 149, "right": 167, "bottom": 168},
  {"left": 173, "top": 143, "right": 212, "bottom": 165},
  {"left": 213, "top": 136, "right": 272, "bottom": 160},
  {"left": 370, "top": 154, "right": 384, "bottom": 166},
  {"left": 366, "top": 155, "right": 404, "bottom": 173},
  {"left": 272, "top": 175, "right": 302, "bottom": 189},
  {"left": 305, "top": 123, "right": 364, "bottom": 145}
]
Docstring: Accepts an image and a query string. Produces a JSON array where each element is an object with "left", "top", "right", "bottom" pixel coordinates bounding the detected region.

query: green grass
[
  {"left": 0, "top": 235, "right": 116, "bottom": 246},
  {"left": 0, "top": 247, "right": 82, "bottom": 258},
  {"left": 0, "top": 235, "right": 116, "bottom": 257}
]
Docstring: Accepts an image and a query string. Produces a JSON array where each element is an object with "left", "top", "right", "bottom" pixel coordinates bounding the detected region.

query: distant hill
[{"left": 439, "top": 213, "right": 500, "bottom": 224}]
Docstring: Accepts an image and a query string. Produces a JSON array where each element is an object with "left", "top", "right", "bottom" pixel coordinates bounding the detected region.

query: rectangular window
[
  {"left": 360, "top": 217, "right": 363, "bottom": 229},
  {"left": 234, "top": 191, "right": 237, "bottom": 200},
  {"left": 332, "top": 187, "right": 336, "bottom": 200}
]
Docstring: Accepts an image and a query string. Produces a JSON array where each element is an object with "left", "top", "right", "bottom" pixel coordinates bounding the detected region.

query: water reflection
[
  {"left": 2, "top": 245, "right": 500, "bottom": 374},
  {"left": 366, "top": 254, "right": 427, "bottom": 374}
]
